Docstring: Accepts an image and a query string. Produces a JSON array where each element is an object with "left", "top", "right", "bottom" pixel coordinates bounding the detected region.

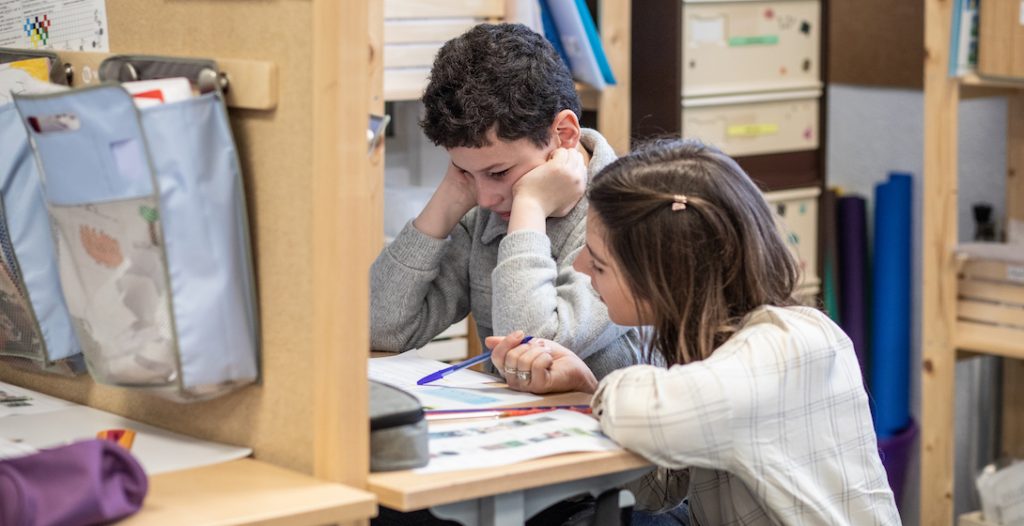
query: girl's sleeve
[
  {"left": 369, "top": 219, "right": 472, "bottom": 351},
  {"left": 491, "top": 229, "right": 631, "bottom": 360}
]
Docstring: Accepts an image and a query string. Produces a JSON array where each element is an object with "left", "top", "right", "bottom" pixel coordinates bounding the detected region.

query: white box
[
  {"left": 682, "top": 0, "right": 821, "bottom": 97},
  {"left": 764, "top": 186, "right": 820, "bottom": 289},
  {"left": 682, "top": 89, "right": 820, "bottom": 156}
]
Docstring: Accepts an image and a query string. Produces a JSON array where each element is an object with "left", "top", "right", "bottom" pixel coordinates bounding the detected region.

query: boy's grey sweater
[{"left": 370, "top": 129, "right": 641, "bottom": 378}]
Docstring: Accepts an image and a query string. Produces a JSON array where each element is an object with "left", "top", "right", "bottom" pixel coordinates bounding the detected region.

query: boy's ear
[{"left": 551, "top": 109, "right": 582, "bottom": 149}]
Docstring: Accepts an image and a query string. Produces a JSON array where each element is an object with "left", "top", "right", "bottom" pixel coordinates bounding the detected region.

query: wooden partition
[{"left": 0, "top": 0, "right": 382, "bottom": 490}]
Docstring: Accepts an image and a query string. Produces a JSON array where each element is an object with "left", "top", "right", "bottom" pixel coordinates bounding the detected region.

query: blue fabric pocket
[
  {"left": 13, "top": 85, "right": 259, "bottom": 401},
  {"left": 0, "top": 102, "right": 83, "bottom": 374}
]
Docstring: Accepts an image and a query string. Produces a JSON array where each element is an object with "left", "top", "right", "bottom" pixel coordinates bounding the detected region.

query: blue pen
[{"left": 416, "top": 336, "right": 533, "bottom": 385}]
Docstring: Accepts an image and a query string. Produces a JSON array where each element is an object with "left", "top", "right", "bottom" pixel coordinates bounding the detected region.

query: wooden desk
[
  {"left": 123, "top": 458, "right": 376, "bottom": 526},
  {"left": 367, "top": 392, "right": 652, "bottom": 525}
]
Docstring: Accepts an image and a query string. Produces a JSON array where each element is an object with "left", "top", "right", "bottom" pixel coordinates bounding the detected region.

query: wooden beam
[
  {"left": 312, "top": 0, "right": 375, "bottom": 492},
  {"left": 595, "top": 0, "right": 631, "bottom": 154},
  {"left": 921, "top": 0, "right": 960, "bottom": 522}
]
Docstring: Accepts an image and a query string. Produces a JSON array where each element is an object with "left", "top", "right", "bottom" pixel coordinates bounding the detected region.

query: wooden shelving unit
[
  {"left": 0, "top": 1, "right": 383, "bottom": 523},
  {"left": 921, "top": 0, "right": 1024, "bottom": 523}
]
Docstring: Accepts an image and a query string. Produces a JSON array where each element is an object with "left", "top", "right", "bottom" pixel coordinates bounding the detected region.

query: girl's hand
[
  {"left": 510, "top": 147, "right": 587, "bottom": 219},
  {"left": 413, "top": 162, "right": 478, "bottom": 239},
  {"left": 486, "top": 332, "right": 598, "bottom": 394}
]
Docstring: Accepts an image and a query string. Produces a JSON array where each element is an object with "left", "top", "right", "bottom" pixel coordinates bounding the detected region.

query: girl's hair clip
[{"left": 671, "top": 194, "right": 688, "bottom": 211}]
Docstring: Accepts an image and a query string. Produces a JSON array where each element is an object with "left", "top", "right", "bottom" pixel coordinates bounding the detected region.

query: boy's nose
[
  {"left": 476, "top": 184, "right": 503, "bottom": 209},
  {"left": 573, "top": 251, "right": 588, "bottom": 275}
]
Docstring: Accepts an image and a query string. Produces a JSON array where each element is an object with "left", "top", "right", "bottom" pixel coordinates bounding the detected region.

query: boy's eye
[{"left": 489, "top": 169, "right": 509, "bottom": 179}]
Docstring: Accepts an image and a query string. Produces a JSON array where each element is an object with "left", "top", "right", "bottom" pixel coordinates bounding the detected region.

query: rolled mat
[
  {"left": 870, "top": 173, "right": 913, "bottom": 439},
  {"left": 820, "top": 188, "right": 841, "bottom": 322},
  {"left": 878, "top": 418, "right": 917, "bottom": 505},
  {"left": 837, "top": 195, "right": 870, "bottom": 384},
  {"left": 0, "top": 439, "right": 148, "bottom": 526}
]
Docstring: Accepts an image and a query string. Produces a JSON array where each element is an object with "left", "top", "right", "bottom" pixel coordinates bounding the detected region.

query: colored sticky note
[
  {"left": 728, "top": 35, "right": 780, "bottom": 46},
  {"left": 726, "top": 123, "right": 779, "bottom": 137}
]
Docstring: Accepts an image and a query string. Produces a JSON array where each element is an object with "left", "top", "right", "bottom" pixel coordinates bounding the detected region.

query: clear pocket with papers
[{"left": 13, "top": 84, "right": 260, "bottom": 401}]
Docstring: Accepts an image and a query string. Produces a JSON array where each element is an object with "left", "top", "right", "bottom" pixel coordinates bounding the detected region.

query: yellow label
[{"left": 726, "top": 123, "right": 779, "bottom": 137}]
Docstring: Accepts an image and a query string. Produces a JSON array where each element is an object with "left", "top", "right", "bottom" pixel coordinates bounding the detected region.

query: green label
[{"left": 728, "top": 35, "right": 779, "bottom": 46}]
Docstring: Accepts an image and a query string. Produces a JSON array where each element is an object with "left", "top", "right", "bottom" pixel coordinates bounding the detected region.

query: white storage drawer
[
  {"left": 682, "top": 0, "right": 821, "bottom": 97},
  {"left": 682, "top": 89, "right": 819, "bottom": 156},
  {"left": 764, "top": 186, "right": 820, "bottom": 289}
]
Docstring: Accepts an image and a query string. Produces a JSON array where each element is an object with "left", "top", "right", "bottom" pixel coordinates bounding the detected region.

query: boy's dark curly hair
[{"left": 420, "top": 23, "right": 581, "bottom": 149}]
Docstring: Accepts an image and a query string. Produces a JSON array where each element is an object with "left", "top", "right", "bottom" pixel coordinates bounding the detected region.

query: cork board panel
[
  {"left": 829, "top": 0, "right": 924, "bottom": 89},
  {"left": 0, "top": 0, "right": 317, "bottom": 474}
]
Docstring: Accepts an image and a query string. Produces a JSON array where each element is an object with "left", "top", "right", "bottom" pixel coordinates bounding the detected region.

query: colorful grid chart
[
  {"left": 0, "top": 1, "right": 109, "bottom": 52},
  {"left": 23, "top": 14, "right": 50, "bottom": 47}
]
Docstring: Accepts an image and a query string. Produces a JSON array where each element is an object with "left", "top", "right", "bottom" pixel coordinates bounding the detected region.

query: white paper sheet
[
  {"left": 0, "top": 381, "right": 74, "bottom": 418},
  {"left": 0, "top": 58, "right": 67, "bottom": 104},
  {"left": 369, "top": 351, "right": 541, "bottom": 410},
  {"left": 417, "top": 409, "right": 621, "bottom": 474},
  {"left": 0, "top": 437, "right": 38, "bottom": 460},
  {"left": 0, "top": 381, "right": 251, "bottom": 475}
]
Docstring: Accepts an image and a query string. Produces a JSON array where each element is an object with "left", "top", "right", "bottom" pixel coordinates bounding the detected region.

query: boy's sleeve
[
  {"left": 491, "top": 229, "right": 631, "bottom": 360},
  {"left": 369, "top": 219, "right": 472, "bottom": 351}
]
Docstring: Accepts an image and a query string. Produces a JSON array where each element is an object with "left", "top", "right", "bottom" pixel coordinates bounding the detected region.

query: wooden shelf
[
  {"left": 121, "top": 459, "right": 376, "bottom": 526},
  {"left": 381, "top": 0, "right": 631, "bottom": 153},
  {"left": 959, "top": 72, "right": 1024, "bottom": 89},
  {"left": 958, "top": 511, "right": 993, "bottom": 526},
  {"left": 956, "top": 321, "right": 1024, "bottom": 360},
  {"left": 922, "top": 0, "right": 1024, "bottom": 522}
]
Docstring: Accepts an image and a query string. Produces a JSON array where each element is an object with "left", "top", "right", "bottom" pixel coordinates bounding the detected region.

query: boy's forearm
[
  {"left": 507, "top": 196, "right": 547, "bottom": 234},
  {"left": 414, "top": 197, "right": 466, "bottom": 239}
]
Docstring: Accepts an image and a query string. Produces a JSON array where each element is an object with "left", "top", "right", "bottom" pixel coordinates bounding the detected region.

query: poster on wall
[{"left": 0, "top": 0, "right": 109, "bottom": 52}]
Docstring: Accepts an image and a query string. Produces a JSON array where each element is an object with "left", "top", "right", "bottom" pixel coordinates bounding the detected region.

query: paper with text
[
  {"left": 417, "top": 409, "right": 621, "bottom": 473},
  {"left": 0, "top": 381, "right": 251, "bottom": 474},
  {"left": 369, "top": 351, "right": 541, "bottom": 410},
  {"left": 0, "top": 381, "right": 73, "bottom": 418}
]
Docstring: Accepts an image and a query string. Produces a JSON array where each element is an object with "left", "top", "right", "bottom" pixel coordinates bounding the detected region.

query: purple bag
[{"left": 0, "top": 439, "right": 148, "bottom": 526}]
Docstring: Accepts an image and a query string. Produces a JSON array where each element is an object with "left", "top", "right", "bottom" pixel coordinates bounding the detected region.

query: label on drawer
[
  {"left": 729, "top": 35, "right": 779, "bottom": 46},
  {"left": 691, "top": 16, "right": 725, "bottom": 44},
  {"left": 1008, "top": 265, "right": 1024, "bottom": 283},
  {"left": 726, "top": 123, "right": 779, "bottom": 137}
]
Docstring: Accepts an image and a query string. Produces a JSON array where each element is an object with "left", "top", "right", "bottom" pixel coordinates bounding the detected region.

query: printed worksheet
[
  {"left": 417, "top": 409, "right": 621, "bottom": 474},
  {"left": 0, "top": 381, "right": 73, "bottom": 418},
  {"left": 0, "top": 0, "right": 110, "bottom": 52},
  {"left": 369, "top": 350, "right": 541, "bottom": 410}
]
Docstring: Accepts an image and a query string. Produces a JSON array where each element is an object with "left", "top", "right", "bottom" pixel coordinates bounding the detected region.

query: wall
[{"left": 827, "top": 83, "right": 1008, "bottom": 523}]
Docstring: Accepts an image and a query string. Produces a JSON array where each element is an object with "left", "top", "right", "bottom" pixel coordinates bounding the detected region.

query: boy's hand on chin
[{"left": 511, "top": 147, "right": 587, "bottom": 218}]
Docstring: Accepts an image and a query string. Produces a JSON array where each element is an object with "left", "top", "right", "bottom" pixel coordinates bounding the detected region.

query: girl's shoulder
[{"left": 711, "top": 305, "right": 852, "bottom": 364}]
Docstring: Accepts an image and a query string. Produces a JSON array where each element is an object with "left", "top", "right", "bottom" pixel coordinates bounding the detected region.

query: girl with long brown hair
[{"left": 488, "top": 139, "right": 899, "bottom": 524}]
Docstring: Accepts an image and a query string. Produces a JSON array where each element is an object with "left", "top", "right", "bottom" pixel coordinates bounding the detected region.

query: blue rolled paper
[
  {"left": 837, "top": 195, "right": 870, "bottom": 385},
  {"left": 870, "top": 173, "right": 913, "bottom": 439}
]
